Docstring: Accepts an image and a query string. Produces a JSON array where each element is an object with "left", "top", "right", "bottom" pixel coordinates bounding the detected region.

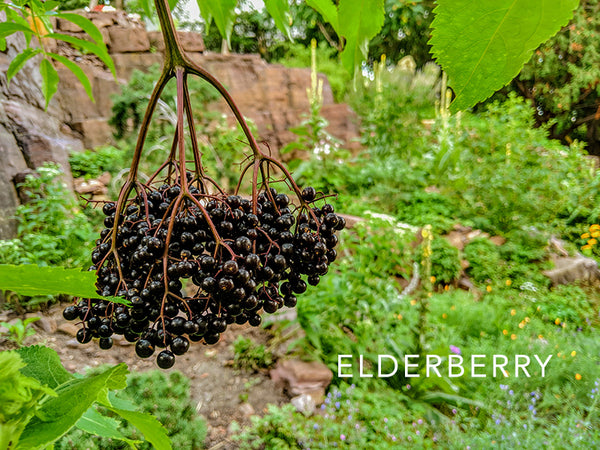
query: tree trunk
[
  {"left": 115, "top": 0, "right": 124, "bottom": 9},
  {"left": 89, "top": 0, "right": 98, "bottom": 8}
]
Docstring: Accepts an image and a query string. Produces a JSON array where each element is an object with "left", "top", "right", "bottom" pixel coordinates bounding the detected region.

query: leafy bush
[
  {"left": 69, "top": 146, "right": 128, "bottom": 179},
  {"left": 233, "top": 336, "right": 274, "bottom": 371},
  {"left": 0, "top": 164, "right": 97, "bottom": 268},
  {"left": 233, "top": 383, "right": 432, "bottom": 449},
  {"left": 57, "top": 370, "right": 206, "bottom": 450},
  {"left": 425, "top": 237, "right": 461, "bottom": 286}
]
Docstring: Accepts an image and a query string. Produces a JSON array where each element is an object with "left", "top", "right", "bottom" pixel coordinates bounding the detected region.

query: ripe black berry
[{"left": 157, "top": 350, "right": 175, "bottom": 369}]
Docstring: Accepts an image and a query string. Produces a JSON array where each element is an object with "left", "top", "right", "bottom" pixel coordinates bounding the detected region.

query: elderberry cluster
[{"left": 63, "top": 181, "right": 345, "bottom": 369}]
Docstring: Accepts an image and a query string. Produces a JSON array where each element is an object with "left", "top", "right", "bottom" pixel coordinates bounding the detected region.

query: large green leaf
[
  {"left": 0, "top": 264, "right": 100, "bottom": 298},
  {"left": 306, "top": 0, "right": 339, "bottom": 34},
  {"left": 337, "top": 0, "right": 385, "bottom": 78},
  {"left": 264, "top": 0, "right": 293, "bottom": 40},
  {"left": 39, "top": 58, "right": 58, "bottom": 109},
  {"left": 108, "top": 407, "right": 172, "bottom": 450},
  {"left": 429, "top": 0, "right": 579, "bottom": 112},
  {"left": 15, "top": 346, "right": 74, "bottom": 390},
  {"left": 196, "top": 0, "right": 238, "bottom": 47},
  {"left": 0, "top": 264, "right": 131, "bottom": 306},
  {"left": 17, "top": 364, "right": 129, "bottom": 449},
  {"left": 75, "top": 407, "right": 140, "bottom": 446}
]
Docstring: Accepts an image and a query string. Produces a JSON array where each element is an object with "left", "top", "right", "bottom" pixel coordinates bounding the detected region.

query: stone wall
[
  {"left": 0, "top": 9, "right": 360, "bottom": 240},
  {"left": 0, "top": 23, "right": 83, "bottom": 239},
  {"left": 52, "top": 9, "right": 359, "bottom": 152}
]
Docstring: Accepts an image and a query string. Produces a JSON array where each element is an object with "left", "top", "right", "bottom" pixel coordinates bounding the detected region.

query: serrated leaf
[
  {"left": 75, "top": 407, "right": 140, "bottom": 446},
  {"left": 338, "top": 0, "right": 385, "bottom": 78},
  {"left": 108, "top": 407, "right": 172, "bottom": 450},
  {"left": 429, "top": 0, "right": 579, "bottom": 112},
  {"left": 18, "top": 364, "right": 129, "bottom": 449},
  {"left": 0, "top": 264, "right": 131, "bottom": 306},
  {"left": 48, "top": 52, "right": 94, "bottom": 103},
  {"left": 306, "top": 0, "right": 339, "bottom": 34},
  {"left": 16, "top": 346, "right": 74, "bottom": 390},
  {"left": 0, "top": 22, "right": 33, "bottom": 39},
  {"left": 196, "top": 0, "right": 237, "bottom": 47},
  {"left": 264, "top": 0, "right": 293, "bottom": 40},
  {"left": 39, "top": 58, "right": 58, "bottom": 109},
  {"left": 53, "top": 12, "right": 104, "bottom": 44},
  {"left": 7, "top": 47, "right": 42, "bottom": 83}
]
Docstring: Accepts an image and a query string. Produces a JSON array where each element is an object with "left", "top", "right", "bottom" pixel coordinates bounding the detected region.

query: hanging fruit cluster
[{"left": 63, "top": 0, "right": 345, "bottom": 369}]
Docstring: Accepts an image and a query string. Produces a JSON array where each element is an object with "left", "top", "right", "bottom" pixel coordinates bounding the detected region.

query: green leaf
[
  {"left": 7, "top": 47, "right": 42, "bottom": 83},
  {"left": 48, "top": 52, "right": 94, "bottom": 103},
  {"left": 18, "top": 364, "right": 129, "bottom": 449},
  {"left": 0, "top": 22, "right": 33, "bottom": 39},
  {"left": 75, "top": 407, "right": 141, "bottom": 446},
  {"left": 264, "top": 0, "right": 293, "bottom": 40},
  {"left": 44, "top": 32, "right": 116, "bottom": 78},
  {"left": 196, "top": 0, "right": 238, "bottom": 47},
  {"left": 16, "top": 346, "right": 74, "bottom": 390},
  {"left": 39, "top": 58, "right": 59, "bottom": 109},
  {"left": 53, "top": 13, "right": 104, "bottom": 44},
  {"left": 43, "top": 1, "right": 60, "bottom": 11},
  {"left": 0, "top": 352, "right": 56, "bottom": 450},
  {"left": 306, "top": 0, "right": 339, "bottom": 34},
  {"left": 429, "top": 0, "right": 580, "bottom": 112},
  {"left": 0, "top": 264, "right": 99, "bottom": 298},
  {"left": 108, "top": 407, "right": 172, "bottom": 450},
  {"left": 0, "top": 265, "right": 131, "bottom": 306},
  {"left": 337, "top": 0, "right": 385, "bottom": 78}
]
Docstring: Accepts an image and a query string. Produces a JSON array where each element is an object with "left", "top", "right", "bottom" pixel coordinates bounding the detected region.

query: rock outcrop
[
  {"left": 0, "top": 9, "right": 360, "bottom": 240},
  {"left": 0, "top": 18, "right": 83, "bottom": 239}
]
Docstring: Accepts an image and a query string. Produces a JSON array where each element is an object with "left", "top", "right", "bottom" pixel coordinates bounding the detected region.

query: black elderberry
[
  {"left": 157, "top": 350, "right": 176, "bottom": 369},
  {"left": 203, "top": 333, "right": 220, "bottom": 345},
  {"left": 99, "top": 337, "right": 113, "bottom": 350},
  {"left": 135, "top": 339, "right": 155, "bottom": 358},
  {"left": 76, "top": 328, "right": 92, "bottom": 344},
  {"left": 170, "top": 336, "right": 190, "bottom": 355},
  {"left": 63, "top": 306, "right": 79, "bottom": 321}
]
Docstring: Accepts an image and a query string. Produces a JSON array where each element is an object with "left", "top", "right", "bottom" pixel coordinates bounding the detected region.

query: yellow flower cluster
[{"left": 581, "top": 224, "right": 600, "bottom": 250}]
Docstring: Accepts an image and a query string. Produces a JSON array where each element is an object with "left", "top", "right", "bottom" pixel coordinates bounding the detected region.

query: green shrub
[
  {"left": 233, "top": 336, "right": 274, "bottom": 371},
  {"left": 463, "top": 237, "right": 501, "bottom": 284},
  {"left": 69, "top": 146, "right": 127, "bottom": 179},
  {"left": 233, "top": 383, "right": 430, "bottom": 449},
  {"left": 56, "top": 370, "right": 207, "bottom": 450},
  {"left": 0, "top": 163, "right": 96, "bottom": 268},
  {"left": 426, "top": 237, "right": 461, "bottom": 285}
]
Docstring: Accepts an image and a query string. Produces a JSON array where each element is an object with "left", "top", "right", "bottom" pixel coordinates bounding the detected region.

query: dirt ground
[{"left": 0, "top": 303, "right": 292, "bottom": 449}]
